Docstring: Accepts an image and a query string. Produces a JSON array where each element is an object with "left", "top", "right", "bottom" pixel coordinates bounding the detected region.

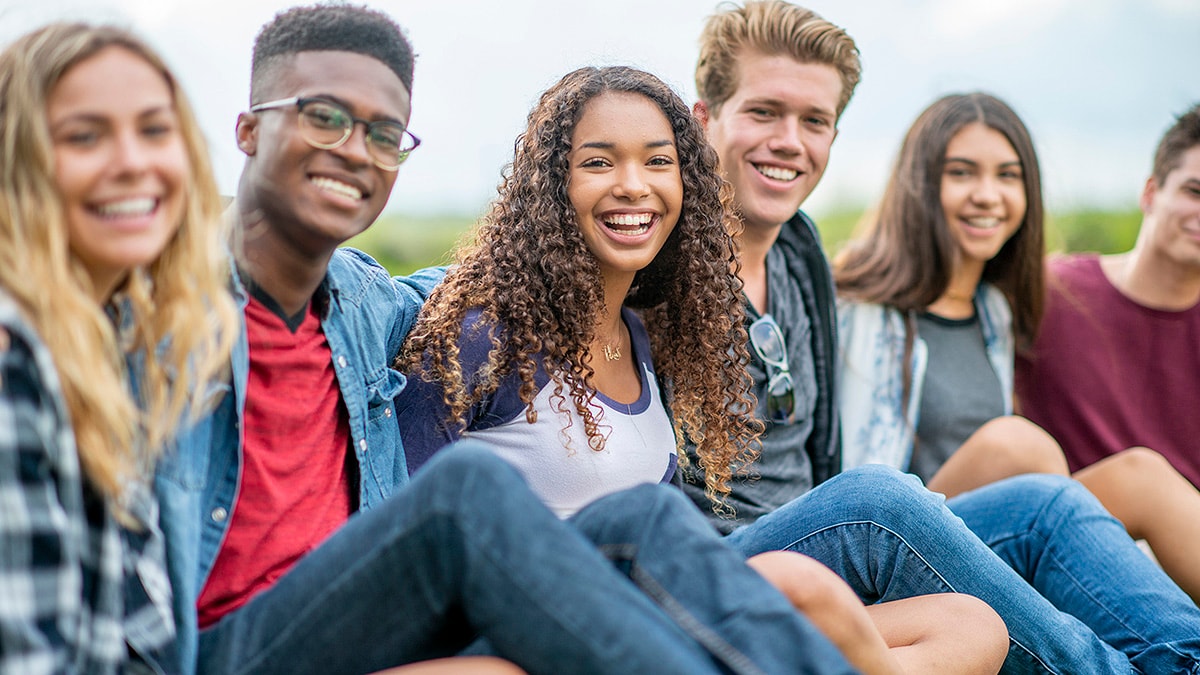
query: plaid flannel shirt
[{"left": 0, "top": 293, "right": 176, "bottom": 674}]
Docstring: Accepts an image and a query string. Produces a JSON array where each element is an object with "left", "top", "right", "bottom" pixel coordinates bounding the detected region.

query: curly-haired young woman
[{"left": 399, "top": 65, "right": 758, "bottom": 516}]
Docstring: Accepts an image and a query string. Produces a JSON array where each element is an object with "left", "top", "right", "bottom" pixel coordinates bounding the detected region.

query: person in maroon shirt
[{"left": 1015, "top": 104, "right": 1200, "bottom": 602}]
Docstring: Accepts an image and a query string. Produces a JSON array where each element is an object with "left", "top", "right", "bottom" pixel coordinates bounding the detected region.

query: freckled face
[
  {"left": 48, "top": 46, "right": 188, "bottom": 299},
  {"left": 567, "top": 92, "right": 683, "bottom": 285}
]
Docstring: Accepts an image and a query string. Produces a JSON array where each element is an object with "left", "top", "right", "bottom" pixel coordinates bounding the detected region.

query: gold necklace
[{"left": 601, "top": 323, "right": 624, "bottom": 361}]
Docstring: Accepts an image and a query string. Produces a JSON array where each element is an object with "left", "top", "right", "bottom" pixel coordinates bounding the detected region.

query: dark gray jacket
[{"left": 681, "top": 211, "right": 842, "bottom": 532}]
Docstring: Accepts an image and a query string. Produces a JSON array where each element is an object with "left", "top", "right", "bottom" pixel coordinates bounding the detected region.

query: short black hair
[{"left": 251, "top": 3, "right": 414, "bottom": 99}]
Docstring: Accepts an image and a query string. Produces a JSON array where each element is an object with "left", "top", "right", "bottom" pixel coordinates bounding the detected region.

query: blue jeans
[
  {"left": 725, "top": 465, "right": 1200, "bottom": 674},
  {"left": 568, "top": 484, "right": 853, "bottom": 675},
  {"left": 950, "top": 473, "right": 1200, "bottom": 674},
  {"left": 198, "top": 442, "right": 854, "bottom": 675}
]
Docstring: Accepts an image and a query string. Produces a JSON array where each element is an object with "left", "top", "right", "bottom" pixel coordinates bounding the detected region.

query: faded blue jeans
[
  {"left": 725, "top": 464, "right": 1200, "bottom": 674},
  {"left": 198, "top": 442, "right": 854, "bottom": 675}
]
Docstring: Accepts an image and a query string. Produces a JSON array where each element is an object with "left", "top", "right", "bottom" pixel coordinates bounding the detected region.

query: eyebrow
[
  {"left": 307, "top": 93, "right": 406, "bottom": 125},
  {"left": 50, "top": 104, "right": 175, "bottom": 130},
  {"left": 577, "top": 139, "right": 675, "bottom": 150},
  {"left": 944, "top": 157, "right": 1022, "bottom": 168},
  {"left": 744, "top": 97, "right": 835, "bottom": 118}
]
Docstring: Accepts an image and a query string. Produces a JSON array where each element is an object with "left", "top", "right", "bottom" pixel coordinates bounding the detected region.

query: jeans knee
[
  {"left": 585, "top": 483, "right": 696, "bottom": 526},
  {"left": 995, "top": 472, "right": 1077, "bottom": 503},
  {"left": 999, "top": 473, "right": 1108, "bottom": 528},
  {"left": 837, "top": 463, "right": 921, "bottom": 489},
  {"left": 423, "top": 440, "right": 515, "bottom": 477},
  {"left": 574, "top": 483, "right": 716, "bottom": 551},
  {"left": 823, "top": 464, "right": 945, "bottom": 521},
  {"left": 415, "top": 441, "right": 528, "bottom": 509}
]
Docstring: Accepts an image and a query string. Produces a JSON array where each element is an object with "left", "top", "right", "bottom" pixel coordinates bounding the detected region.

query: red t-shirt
[
  {"left": 197, "top": 292, "right": 353, "bottom": 627},
  {"left": 1015, "top": 254, "right": 1200, "bottom": 488}
]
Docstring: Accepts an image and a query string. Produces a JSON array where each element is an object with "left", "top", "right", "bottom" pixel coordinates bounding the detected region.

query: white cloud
[
  {"left": 1146, "top": 0, "right": 1200, "bottom": 15},
  {"left": 926, "top": 0, "right": 1075, "bottom": 42}
]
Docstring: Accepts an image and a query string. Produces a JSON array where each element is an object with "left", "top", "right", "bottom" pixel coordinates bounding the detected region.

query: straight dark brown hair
[{"left": 834, "top": 92, "right": 1045, "bottom": 352}]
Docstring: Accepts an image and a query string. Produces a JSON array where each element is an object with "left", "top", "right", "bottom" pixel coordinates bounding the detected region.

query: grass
[
  {"left": 345, "top": 213, "right": 476, "bottom": 276},
  {"left": 348, "top": 206, "right": 1144, "bottom": 276}
]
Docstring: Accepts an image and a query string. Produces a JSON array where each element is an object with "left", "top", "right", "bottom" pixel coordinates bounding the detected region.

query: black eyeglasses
[
  {"left": 250, "top": 96, "right": 421, "bottom": 171},
  {"left": 748, "top": 314, "right": 795, "bottom": 423}
]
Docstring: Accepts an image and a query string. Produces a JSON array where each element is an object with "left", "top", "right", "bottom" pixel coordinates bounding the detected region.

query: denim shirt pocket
[{"left": 360, "top": 367, "right": 409, "bottom": 504}]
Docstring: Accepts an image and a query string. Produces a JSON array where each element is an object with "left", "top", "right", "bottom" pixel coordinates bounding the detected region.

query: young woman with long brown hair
[{"left": 835, "top": 91, "right": 1200, "bottom": 601}]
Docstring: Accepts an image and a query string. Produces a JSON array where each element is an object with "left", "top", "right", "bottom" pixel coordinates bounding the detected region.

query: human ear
[
  {"left": 235, "top": 111, "right": 259, "bottom": 156},
  {"left": 1139, "top": 176, "right": 1157, "bottom": 214},
  {"left": 692, "top": 101, "right": 710, "bottom": 130}
]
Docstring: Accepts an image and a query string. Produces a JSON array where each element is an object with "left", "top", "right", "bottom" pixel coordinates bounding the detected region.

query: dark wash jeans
[{"left": 199, "top": 442, "right": 854, "bottom": 675}]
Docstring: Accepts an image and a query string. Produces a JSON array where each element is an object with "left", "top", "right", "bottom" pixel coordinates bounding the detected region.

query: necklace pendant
[{"left": 603, "top": 344, "right": 621, "bottom": 361}]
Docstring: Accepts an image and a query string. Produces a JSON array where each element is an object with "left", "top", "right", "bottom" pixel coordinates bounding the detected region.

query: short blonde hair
[
  {"left": 695, "top": 0, "right": 861, "bottom": 118},
  {"left": 0, "top": 23, "right": 238, "bottom": 519}
]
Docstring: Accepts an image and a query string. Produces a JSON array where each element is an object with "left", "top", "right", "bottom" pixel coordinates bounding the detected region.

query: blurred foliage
[
  {"left": 1043, "top": 207, "right": 1142, "bottom": 254},
  {"left": 345, "top": 213, "right": 479, "bottom": 276},
  {"left": 348, "top": 206, "right": 1144, "bottom": 276}
]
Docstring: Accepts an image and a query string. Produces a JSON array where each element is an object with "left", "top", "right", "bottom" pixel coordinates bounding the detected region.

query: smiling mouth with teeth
[
  {"left": 311, "top": 176, "right": 364, "bottom": 201},
  {"left": 964, "top": 217, "right": 1001, "bottom": 230},
  {"left": 754, "top": 163, "right": 799, "bottom": 182},
  {"left": 602, "top": 213, "right": 654, "bottom": 236},
  {"left": 95, "top": 197, "right": 157, "bottom": 217}
]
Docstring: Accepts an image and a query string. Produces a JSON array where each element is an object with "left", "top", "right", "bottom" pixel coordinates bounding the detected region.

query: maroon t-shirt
[
  {"left": 197, "top": 293, "right": 353, "bottom": 627},
  {"left": 1015, "top": 254, "right": 1200, "bottom": 488}
]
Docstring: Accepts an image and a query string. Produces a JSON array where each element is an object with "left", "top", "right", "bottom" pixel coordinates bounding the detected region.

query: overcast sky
[{"left": 2, "top": 0, "right": 1197, "bottom": 218}]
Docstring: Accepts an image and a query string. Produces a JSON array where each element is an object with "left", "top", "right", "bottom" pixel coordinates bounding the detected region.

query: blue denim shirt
[{"left": 154, "top": 248, "right": 443, "bottom": 675}]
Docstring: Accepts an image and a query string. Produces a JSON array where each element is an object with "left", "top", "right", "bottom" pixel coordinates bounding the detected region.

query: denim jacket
[
  {"left": 154, "top": 249, "right": 442, "bottom": 675},
  {"left": 837, "top": 282, "right": 1013, "bottom": 472}
]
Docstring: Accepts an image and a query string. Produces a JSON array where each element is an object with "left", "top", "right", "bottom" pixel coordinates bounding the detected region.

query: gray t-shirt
[
  {"left": 683, "top": 244, "right": 817, "bottom": 531},
  {"left": 911, "top": 311, "right": 1005, "bottom": 482}
]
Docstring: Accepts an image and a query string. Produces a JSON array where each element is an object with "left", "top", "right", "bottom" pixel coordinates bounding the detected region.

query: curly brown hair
[{"left": 400, "top": 66, "right": 762, "bottom": 508}]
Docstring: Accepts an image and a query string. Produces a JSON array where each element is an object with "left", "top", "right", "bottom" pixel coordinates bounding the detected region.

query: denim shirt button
[
  {"left": 359, "top": 439, "right": 367, "bottom": 452},
  {"left": 337, "top": 355, "right": 347, "bottom": 368},
  {"left": 211, "top": 507, "right": 228, "bottom": 523},
  {"left": 384, "top": 407, "right": 392, "bottom": 418}
]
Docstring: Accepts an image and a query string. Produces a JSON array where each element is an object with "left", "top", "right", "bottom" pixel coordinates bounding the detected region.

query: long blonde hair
[{"left": 0, "top": 23, "right": 239, "bottom": 515}]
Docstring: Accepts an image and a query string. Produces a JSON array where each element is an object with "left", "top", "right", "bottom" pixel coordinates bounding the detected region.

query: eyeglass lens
[
  {"left": 749, "top": 316, "right": 788, "bottom": 368},
  {"left": 299, "top": 100, "right": 417, "bottom": 168},
  {"left": 766, "top": 375, "right": 795, "bottom": 422},
  {"left": 750, "top": 315, "right": 795, "bottom": 422}
]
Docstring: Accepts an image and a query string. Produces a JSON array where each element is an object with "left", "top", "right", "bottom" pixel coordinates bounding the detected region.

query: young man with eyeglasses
[
  {"left": 678, "top": 1, "right": 1200, "bottom": 672},
  {"left": 156, "top": 5, "right": 865, "bottom": 675}
]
